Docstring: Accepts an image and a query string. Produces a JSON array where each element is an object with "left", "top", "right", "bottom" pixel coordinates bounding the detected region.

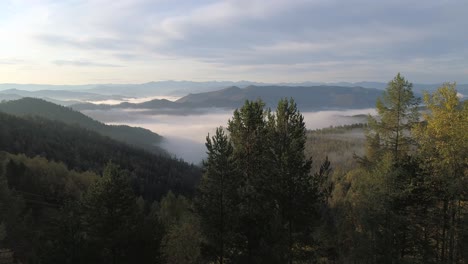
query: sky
[{"left": 1, "top": 0, "right": 467, "bottom": 84}]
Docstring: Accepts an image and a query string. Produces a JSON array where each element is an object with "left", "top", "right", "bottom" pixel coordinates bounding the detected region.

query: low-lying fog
[
  {"left": 83, "top": 108, "right": 375, "bottom": 164},
  {"left": 86, "top": 95, "right": 181, "bottom": 105}
]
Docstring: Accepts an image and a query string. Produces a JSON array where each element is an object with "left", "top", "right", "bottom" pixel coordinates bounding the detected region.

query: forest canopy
[{"left": 0, "top": 74, "right": 466, "bottom": 263}]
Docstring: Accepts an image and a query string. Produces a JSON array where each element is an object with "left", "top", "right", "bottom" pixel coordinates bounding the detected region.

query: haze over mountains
[
  {"left": 1, "top": 80, "right": 467, "bottom": 97},
  {"left": 71, "top": 85, "right": 383, "bottom": 113},
  {"left": 2, "top": 81, "right": 466, "bottom": 115}
]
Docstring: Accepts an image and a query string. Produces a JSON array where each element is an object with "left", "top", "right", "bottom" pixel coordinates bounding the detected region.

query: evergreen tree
[
  {"left": 367, "top": 73, "right": 420, "bottom": 162},
  {"left": 267, "top": 98, "right": 315, "bottom": 263},
  {"left": 197, "top": 99, "right": 320, "bottom": 263},
  {"left": 80, "top": 163, "right": 140, "bottom": 264},
  {"left": 342, "top": 74, "right": 423, "bottom": 263},
  {"left": 227, "top": 100, "right": 274, "bottom": 263},
  {"left": 197, "top": 127, "right": 238, "bottom": 263}
]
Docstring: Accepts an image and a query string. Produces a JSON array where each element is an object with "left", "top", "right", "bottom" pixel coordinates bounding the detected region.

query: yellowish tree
[{"left": 413, "top": 83, "right": 468, "bottom": 263}]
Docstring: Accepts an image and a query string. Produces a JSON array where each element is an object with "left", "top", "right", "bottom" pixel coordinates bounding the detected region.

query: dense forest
[
  {"left": 0, "top": 98, "right": 165, "bottom": 154},
  {"left": 0, "top": 74, "right": 467, "bottom": 263}
]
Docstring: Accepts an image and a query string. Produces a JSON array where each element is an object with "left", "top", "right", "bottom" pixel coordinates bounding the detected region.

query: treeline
[{"left": 0, "top": 74, "right": 467, "bottom": 263}]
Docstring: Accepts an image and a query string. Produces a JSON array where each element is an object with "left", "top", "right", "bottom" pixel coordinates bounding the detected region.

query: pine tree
[
  {"left": 227, "top": 100, "right": 274, "bottom": 263},
  {"left": 197, "top": 127, "right": 237, "bottom": 263},
  {"left": 267, "top": 98, "right": 314, "bottom": 263},
  {"left": 367, "top": 73, "right": 420, "bottom": 163},
  {"left": 80, "top": 163, "right": 139, "bottom": 264},
  {"left": 344, "top": 74, "right": 423, "bottom": 263}
]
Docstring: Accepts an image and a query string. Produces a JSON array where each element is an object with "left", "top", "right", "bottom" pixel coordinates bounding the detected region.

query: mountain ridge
[
  {"left": 0, "top": 98, "right": 165, "bottom": 154},
  {"left": 72, "top": 85, "right": 384, "bottom": 112},
  {"left": 1, "top": 81, "right": 466, "bottom": 98}
]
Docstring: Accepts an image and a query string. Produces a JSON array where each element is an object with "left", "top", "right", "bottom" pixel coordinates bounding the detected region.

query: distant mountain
[
  {"left": 0, "top": 83, "right": 95, "bottom": 91},
  {"left": 0, "top": 93, "right": 22, "bottom": 102},
  {"left": 0, "top": 98, "right": 165, "bottom": 154},
  {"left": 177, "top": 85, "right": 385, "bottom": 109},
  {"left": 331, "top": 82, "right": 468, "bottom": 95},
  {"left": 2, "top": 81, "right": 466, "bottom": 99},
  {"left": 72, "top": 85, "right": 384, "bottom": 112},
  {"left": 83, "top": 80, "right": 265, "bottom": 97},
  {"left": 0, "top": 88, "right": 125, "bottom": 101}
]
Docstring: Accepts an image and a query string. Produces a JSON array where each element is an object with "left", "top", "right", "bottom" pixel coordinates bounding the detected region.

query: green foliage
[
  {"left": 321, "top": 81, "right": 468, "bottom": 264},
  {"left": 0, "top": 97, "right": 165, "bottom": 154},
  {"left": 196, "top": 127, "right": 238, "bottom": 263},
  {"left": 412, "top": 83, "right": 468, "bottom": 263},
  {"left": 367, "top": 73, "right": 420, "bottom": 162},
  {"left": 0, "top": 111, "right": 201, "bottom": 201},
  {"left": 159, "top": 191, "right": 202, "bottom": 264},
  {"left": 3, "top": 153, "right": 97, "bottom": 202},
  {"left": 268, "top": 98, "right": 316, "bottom": 263},
  {"left": 161, "top": 217, "right": 202, "bottom": 264},
  {"left": 158, "top": 191, "right": 192, "bottom": 228},
  {"left": 198, "top": 99, "right": 319, "bottom": 263},
  {"left": 79, "top": 163, "right": 141, "bottom": 263}
]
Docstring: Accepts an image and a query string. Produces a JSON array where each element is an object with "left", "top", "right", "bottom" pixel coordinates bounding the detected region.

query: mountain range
[
  {"left": 72, "top": 85, "right": 384, "bottom": 112},
  {"left": 1, "top": 80, "right": 466, "bottom": 98}
]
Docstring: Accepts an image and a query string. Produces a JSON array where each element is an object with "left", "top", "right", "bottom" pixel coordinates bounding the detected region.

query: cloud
[
  {"left": 53, "top": 60, "right": 122, "bottom": 68},
  {"left": 37, "top": 34, "right": 134, "bottom": 51},
  {"left": 2, "top": 0, "right": 468, "bottom": 83}
]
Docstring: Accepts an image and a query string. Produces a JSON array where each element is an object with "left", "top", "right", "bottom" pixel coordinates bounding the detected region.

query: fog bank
[{"left": 84, "top": 108, "right": 375, "bottom": 164}]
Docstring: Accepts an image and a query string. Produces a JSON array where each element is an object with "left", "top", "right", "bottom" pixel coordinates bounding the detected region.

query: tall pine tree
[
  {"left": 267, "top": 98, "right": 315, "bottom": 263},
  {"left": 367, "top": 73, "right": 420, "bottom": 163},
  {"left": 197, "top": 127, "right": 238, "bottom": 263}
]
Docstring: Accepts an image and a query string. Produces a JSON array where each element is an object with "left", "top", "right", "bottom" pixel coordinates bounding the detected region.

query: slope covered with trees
[
  {"left": 0, "top": 112, "right": 200, "bottom": 201},
  {"left": 0, "top": 98, "right": 165, "bottom": 154}
]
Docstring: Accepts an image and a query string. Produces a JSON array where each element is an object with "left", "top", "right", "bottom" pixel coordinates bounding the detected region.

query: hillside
[
  {"left": 176, "top": 85, "right": 382, "bottom": 109},
  {"left": 0, "top": 98, "right": 165, "bottom": 154},
  {"left": 0, "top": 111, "right": 201, "bottom": 201},
  {"left": 72, "top": 85, "right": 384, "bottom": 111}
]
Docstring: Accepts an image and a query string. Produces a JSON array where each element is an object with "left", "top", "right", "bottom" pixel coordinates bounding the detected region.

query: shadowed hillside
[{"left": 0, "top": 98, "right": 165, "bottom": 154}]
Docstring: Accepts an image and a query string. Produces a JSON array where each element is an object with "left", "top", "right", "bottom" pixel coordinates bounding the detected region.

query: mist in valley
[
  {"left": 83, "top": 108, "right": 375, "bottom": 164},
  {"left": 86, "top": 95, "right": 181, "bottom": 105}
]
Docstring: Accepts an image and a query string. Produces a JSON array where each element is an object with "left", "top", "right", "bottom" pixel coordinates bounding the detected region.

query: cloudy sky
[{"left": 1, "top": 0, "right": 467, "bottom": 84}]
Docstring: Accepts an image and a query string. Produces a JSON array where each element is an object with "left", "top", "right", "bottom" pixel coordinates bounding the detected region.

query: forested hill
[
  {"left": 71, "top": 85, "right": 383, "bottom": 111},
  {"left": 0, "top": 111, "right": 201, "bottom": 201},
  {"left": 0, "top": 98, "right": 165, "bottom": 154},
  {"left": 176, "top": 85, "right": 383, "bottom": 109}
]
